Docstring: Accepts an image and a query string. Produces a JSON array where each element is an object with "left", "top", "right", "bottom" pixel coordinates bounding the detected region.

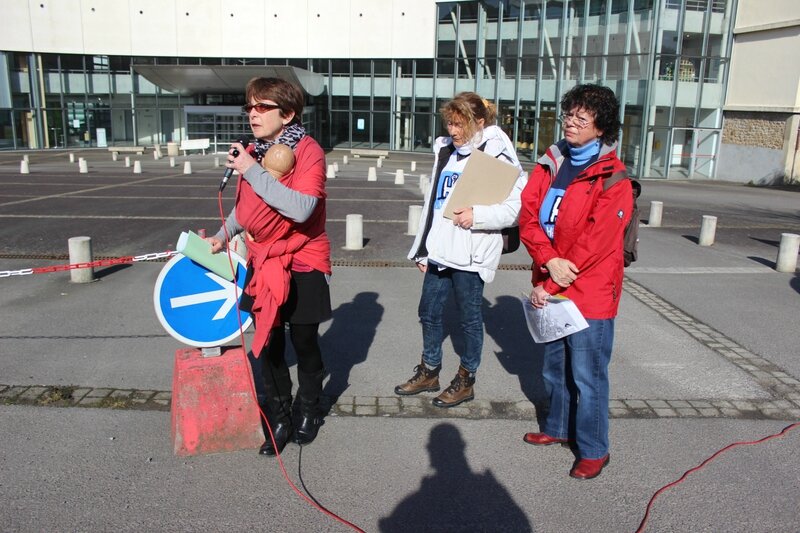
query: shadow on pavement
[
  {"left": 484, "top": 295, "right": 547, "bottom": 424},
  {"left": 378, "top": 423, "right": 533, "bottom": 532},
  {"left": 321, "top": 291, "right": 383, "bottom": 401}
]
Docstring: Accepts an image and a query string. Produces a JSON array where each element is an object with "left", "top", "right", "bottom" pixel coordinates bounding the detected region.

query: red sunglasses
[{"left": 242, "top": 103, "right": 281, "bottom": 114}]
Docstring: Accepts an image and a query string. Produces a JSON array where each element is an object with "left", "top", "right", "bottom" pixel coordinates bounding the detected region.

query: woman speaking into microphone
[{"left": 207, "top": 77, "right": 332, "bottom": 456}]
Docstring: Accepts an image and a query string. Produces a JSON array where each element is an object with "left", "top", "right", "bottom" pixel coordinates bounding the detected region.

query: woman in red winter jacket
[{"left": 519, "top": 84, "right": 633, "bottom": 480}]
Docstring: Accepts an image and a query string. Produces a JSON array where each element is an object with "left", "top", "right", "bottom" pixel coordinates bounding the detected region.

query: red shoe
[
  {"left": 523, "top": 432, "right": 570, "bottom": 446},
  {"left": 570, "top": 454, "right": 610, "bottom": 480}
]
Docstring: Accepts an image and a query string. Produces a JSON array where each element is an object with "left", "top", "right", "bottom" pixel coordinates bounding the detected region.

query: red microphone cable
[
  {"left": 635, "top": 421, "right": 800, "bottom": 533},
  {"left": 216, "top": 190, "right": 365, "bottom": 533}
]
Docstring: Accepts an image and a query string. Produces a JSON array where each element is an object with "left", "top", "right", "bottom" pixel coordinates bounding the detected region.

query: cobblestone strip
[
  {"left": 2, "top": 384, "right": 799, "bottom": 421},
  {"left": 624, "top": 278, "right": 800, "bottom": 410}
]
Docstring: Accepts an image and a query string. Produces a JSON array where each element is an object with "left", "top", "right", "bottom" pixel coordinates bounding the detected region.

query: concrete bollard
[
  {"left": 411, "top": 161, "right": 417, "bottom": 172},
  {"left": 377, "top": 157, "right": 383, "bottom": 168},
  {"left": 407, "top": 205, "right": 423, "bottom": 235},
  {"left": 68, "top": 236, "right": 94, "bottom": 283},
  {"left": 170, "top": 156, "right": 176, "bottom": 168},
  {"left": 698, "top": 215, "right": 717, "bottom": 246},
  {"left": 79, "top": 159, "right": 88, "bottom": 173},
  {"left": 23, "top": 154, "right": 29, "bottom": 163},
  {"left": 344, "top": 214, "right": 364, "bottom": 250},
  {"left": 183, "top": 161, "right": 192, "bottom": 175},
  {"left": 214, "top": 157, "right": 220, "bottom": 168},
  {"left": 125, "top": 156, "right": 131, "bottom": 168},
  {"left": 395, "top": 169, "right": 405, "bottom": 185},
  {"left": 419, "top": 173, "right": 428, "bottom": 190},
  {"left": 368, "top": 167, "right": 377, "bottom": 181},
  {"left": 343, "top": 155, "right": 348, "bottom": 165},
  {"left": 133, "top": 160, "right": 142, "bottom": 174},
  {"left": 327, "top": 164, "right": 336, "bottom": 179},
  {"left": 649, "top": 201, "right": 663, "bottom": 227},
  {"left": 111, "top": 151, "right": 118, "bottom": 161},
  {"left": 153, "top": 150, "right": 159, "bottom": 160},
  {"left": 333, "top": 162, "right": 339, "bottom": 172},
  {"left": 775, "top": 233, "right": 800, "bottom": 273},
  {"left": 20, "top": 160, "right": 30, "bottom": 174},
  {"left": 69, "top": 153, "right": 75, "bottom": 163}
]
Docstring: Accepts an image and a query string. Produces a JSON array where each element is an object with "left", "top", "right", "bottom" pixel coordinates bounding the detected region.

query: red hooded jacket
[{"left": 519, "top": 140, "right": 632, "bottom": 319}]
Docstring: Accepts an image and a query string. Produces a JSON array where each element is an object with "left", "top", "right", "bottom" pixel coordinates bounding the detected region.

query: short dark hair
[
  {"left": 560, "top": 84, "right": 621, "bottom": 145},
  {"left": 245, "top": 77, "right": 304, "bottom": 125}
]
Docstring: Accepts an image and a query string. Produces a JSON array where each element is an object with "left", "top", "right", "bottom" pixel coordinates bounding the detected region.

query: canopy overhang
[{"left": 132, "top": 65, "right": 325, "bottom": 96}]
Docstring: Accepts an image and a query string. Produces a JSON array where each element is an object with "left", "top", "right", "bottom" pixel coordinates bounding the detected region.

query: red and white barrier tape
[{"left": 0, "top": 250, "right": 177, "bottom": 278}]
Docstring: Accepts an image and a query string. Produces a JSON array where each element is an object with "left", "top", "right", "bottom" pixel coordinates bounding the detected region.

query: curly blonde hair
[{"left": 440, "top": 92, "right": 497, "bottom": 142}]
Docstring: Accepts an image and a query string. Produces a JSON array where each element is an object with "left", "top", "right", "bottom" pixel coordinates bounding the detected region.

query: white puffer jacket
[{"left": 408, "top": 125, "right": 528, "bottom": 283}]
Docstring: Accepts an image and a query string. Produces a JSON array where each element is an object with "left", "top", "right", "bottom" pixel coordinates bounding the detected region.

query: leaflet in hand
[
  {"left": 520, "top": 293, "right": 589, "bottom": 343},
  {"left": 176, "top": 230, "right": 235, "bottom": 281}
]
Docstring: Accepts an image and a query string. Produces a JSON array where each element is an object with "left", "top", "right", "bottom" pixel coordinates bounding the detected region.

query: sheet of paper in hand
[
  {"left": 443, "top": 149, "right": 520, "bottom": 220},
  {"left": 520, "top": 294, "right": 589, "bottom": 343}
]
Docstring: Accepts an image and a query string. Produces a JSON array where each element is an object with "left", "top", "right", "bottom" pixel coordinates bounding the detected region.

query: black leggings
[{"left": 262, "top": 323, "right": 324, "bottom": 376}]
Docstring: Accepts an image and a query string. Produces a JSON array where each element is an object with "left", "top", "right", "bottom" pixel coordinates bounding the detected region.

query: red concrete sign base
[{"left": 171, "top": 346, "right": 264, "bottom": 456}]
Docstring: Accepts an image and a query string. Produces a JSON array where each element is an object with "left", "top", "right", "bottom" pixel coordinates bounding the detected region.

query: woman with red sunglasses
[{"left": 207, "top": 77, "right": 331, "bottom": 456}]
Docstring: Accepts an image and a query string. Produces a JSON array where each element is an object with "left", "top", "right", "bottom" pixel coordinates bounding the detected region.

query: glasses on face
[
  {"left": 242, "top": 103, "right": 281, "bottom": 114},
  {"left": 559, "top": 112, "right": 593, "bottom": 129}
]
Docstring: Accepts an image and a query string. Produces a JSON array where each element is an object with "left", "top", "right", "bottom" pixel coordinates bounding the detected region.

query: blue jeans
[
  {"left": 418, "top": 267, "right": 485, "bottom": 373},
  {"left": 541, "top": 318, "right": 614, "bottom": 459}
]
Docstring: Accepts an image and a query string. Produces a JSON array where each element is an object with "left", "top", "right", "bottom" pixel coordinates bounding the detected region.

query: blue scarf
[{"left": 568, "top": 139, "right": 601, "bottom": 166}]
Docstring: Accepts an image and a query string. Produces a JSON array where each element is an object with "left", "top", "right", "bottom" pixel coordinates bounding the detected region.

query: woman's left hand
[
  {"left": 226, "top": 142, "right": 257, "bottom": 177},
  {"left": 452, "top": 207, "right": 474, "bottom": 230},
  {"left": 530, "top": 285, "right": 551, "bottom": 309}
]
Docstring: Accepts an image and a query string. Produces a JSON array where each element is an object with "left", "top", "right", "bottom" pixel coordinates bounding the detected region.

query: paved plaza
[{"left": 1, "top": 148, "right": 799, "bottom": 532}]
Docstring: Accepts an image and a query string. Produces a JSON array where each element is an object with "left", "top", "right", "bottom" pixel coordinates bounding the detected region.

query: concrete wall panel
[
  {"left": 29, "top": 0, "right": 84, "bottom": 54},
  {"left": 175, "top": 0, "right": 221, "bottom": 58},
  {"left": 129, "top": 0, "right": 178, "bottom": 57},
  {"left": 80, "top": 1, "right": 132, "bottom": 56}
]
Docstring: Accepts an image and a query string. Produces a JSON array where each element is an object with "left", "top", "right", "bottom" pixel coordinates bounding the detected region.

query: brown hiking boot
[
  {"left": 432, "top": 366, "right": 475, "bottom": 408},
  {"left": 394, "top": 360, "right": 441, "bottom": 396}
]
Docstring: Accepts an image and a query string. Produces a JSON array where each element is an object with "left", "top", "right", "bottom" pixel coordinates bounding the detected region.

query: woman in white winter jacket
[{"left": 395, "top": 91, "right": 527, "bottom": 408}]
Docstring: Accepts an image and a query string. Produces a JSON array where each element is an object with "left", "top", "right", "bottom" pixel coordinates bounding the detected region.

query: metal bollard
[
  {"left": 68, "top": 236, "right": 94, "bottom": 283},
  {"left": 368, "top": 167, "right": 377, "bottom": 181},
  {"left": 407, "top": 205, "right": 423, "bottom": 236},
  {"left": 395, "top": 169, "right": 405, "bottom": 185},
  {"left": 344, "top": 214, "right": 364, "bottom": 250},
  {"left": 133, "top": 160, "right": 142, "bottom": 174},
  {"left": 775, "top": 233, "right": 800, "bottom": 273},
  {"left": 698, "top": 215, "right": 717, "bottom": 246},
  {"left": 183, "top": 161, "right": 192, "bottom": 175},
  {"left": 649, "top": 201, "right": 663, "bottom": 228}
]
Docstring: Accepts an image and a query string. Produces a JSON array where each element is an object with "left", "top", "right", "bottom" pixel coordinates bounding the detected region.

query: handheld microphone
[{"left": 219, "top": 136, "right": 251, "bottom": 191}]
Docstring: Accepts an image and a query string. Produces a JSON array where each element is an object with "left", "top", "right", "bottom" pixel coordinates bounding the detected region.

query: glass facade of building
[{"left": 0, "top": 0, "right": 736, "bottom": 178}]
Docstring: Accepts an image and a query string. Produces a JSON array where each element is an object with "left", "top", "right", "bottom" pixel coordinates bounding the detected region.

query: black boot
[
  {"left": 294, "top": 369, "right": 325, "bottom": 445},
  {"left": 259, "top": 417, "right": 293, "bottom": 456}
]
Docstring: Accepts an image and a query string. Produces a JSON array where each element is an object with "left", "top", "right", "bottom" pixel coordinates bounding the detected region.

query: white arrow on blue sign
[{"left": 153, "top": 253, "right": 253, "bottom": 347}]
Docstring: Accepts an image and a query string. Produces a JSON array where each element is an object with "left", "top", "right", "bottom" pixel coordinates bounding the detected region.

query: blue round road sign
[{"left": 153, "top": 253, "right": 253, "bottom": 347}]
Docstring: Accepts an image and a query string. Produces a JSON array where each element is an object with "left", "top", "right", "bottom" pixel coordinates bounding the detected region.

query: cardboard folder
[{"left": 443, "top": 149, "right": 521, "bottom": 220}]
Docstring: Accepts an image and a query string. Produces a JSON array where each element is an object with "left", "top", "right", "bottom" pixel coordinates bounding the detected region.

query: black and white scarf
[{"left": 252, "top": 123, "right": 306, "bottom": 163}]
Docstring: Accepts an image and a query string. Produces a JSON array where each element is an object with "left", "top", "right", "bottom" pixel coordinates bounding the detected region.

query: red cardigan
[
  {"left": 519, "top": 141, "right": 632, "bottom": 319},
  {"left": 236, "top": 135, "right": 331, "bottom": 355}
]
